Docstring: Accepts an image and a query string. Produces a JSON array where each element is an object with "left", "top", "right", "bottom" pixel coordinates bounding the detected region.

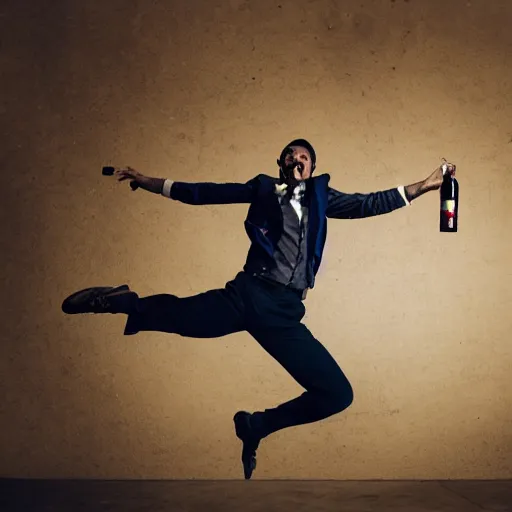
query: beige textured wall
[{"left": 1, "top": 0, "right": 511, "bottom": 479}]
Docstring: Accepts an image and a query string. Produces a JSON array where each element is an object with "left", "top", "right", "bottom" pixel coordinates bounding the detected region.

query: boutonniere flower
[{"left": 275, "top": 183, "right": 288, "bottom": 197}]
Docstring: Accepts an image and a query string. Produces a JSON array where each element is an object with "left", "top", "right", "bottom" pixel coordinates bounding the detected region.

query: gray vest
[{"left": 258, "top": 194, "right": 309, "bottom": 293}]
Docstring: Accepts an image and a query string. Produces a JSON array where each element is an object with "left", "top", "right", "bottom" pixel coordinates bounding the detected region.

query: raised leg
[{"left": 124, "top": 279, "right": 246, "bottom": 337}]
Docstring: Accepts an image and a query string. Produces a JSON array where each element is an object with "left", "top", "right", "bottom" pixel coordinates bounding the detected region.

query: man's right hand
[
  {"left": 114, "top": 167, "right": 165, "bottom": 194},
  {"left": 115, "top": 167, "right": 144, "bottom": 186}
]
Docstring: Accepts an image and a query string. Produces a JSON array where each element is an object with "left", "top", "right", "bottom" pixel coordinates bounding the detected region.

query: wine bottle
[{"left": 440, "top": 163, "right": 458, "bottom": 232}]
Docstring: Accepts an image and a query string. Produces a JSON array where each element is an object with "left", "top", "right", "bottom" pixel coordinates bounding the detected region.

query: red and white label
[{"left": 441, "top": 200, "right": 455, "bottom": 228}]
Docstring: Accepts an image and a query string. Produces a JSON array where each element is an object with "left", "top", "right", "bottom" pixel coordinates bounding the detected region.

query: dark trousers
[{"left": 124, "top": 271, "right": 354, "bottom": 439}]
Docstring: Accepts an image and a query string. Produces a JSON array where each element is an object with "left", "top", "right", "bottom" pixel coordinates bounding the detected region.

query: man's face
[{"left": 280, "top": 145, "right": 313, "bottom": 182}]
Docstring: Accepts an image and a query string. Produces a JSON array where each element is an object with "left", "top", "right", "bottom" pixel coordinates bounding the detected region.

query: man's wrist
[
  {"left": 138, "top": 176, "right": 165, "bottom": 194},
  {"left": 404, "top": 179, "right": 430, "bottom": 202}
]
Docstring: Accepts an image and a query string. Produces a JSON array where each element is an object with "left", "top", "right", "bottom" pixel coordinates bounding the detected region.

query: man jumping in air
[{"left": 62, "top": 139, "right": 452, "bottom": 479}]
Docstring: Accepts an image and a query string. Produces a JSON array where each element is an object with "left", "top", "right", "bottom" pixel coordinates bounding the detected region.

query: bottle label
[
  {"left": 441, "top": 200, "right": 455, "bottom": 213},
  {"left": 441, "top": 200, "right": 455, "bottom": 228}
]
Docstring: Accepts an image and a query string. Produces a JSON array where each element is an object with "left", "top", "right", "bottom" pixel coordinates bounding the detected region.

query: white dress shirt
[{"left": 286, "top": 181, "right": 307, "bottom": 221}]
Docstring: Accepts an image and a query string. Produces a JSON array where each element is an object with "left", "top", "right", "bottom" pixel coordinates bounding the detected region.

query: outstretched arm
[
  {"left": 114, "top": 168, "right": 258, "bottom": 205},
  {"left": 326, "top": 163, "right": 451, "bottom": 219},
  {"left": 326, "top": 186, "right": 407, "bottom": 219}
]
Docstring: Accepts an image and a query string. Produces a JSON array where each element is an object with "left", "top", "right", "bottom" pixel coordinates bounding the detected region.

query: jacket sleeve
[
  {"left": 168, "top": 175, "right": 260, "bottom": 205},
  {"left": 326, "top": 186, "right": 408, "bottom": 219}
]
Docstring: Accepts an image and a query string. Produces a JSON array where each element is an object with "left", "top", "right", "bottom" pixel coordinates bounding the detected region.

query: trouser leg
[
  {"left": 124, "top": 279, "right": 245, "bottom": 337},
  {"left": 248, "top": 323, "right": 354, "bottom": 439}
]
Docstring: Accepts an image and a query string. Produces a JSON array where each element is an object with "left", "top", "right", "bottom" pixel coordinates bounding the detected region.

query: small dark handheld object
[
  {"left": 440, "top": 163, "right": 458, "bottom": 232},
  {"left": 102, "top": 166, "right": 139, "bottom": 190}
]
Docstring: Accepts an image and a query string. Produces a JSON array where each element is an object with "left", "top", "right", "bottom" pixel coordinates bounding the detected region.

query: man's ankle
[{"left": 108, "top": 291, "right": 139, "bottom": 314}]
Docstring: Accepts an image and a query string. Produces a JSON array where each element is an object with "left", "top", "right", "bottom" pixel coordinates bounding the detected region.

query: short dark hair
[{"left": 279, "top": 139, "right": 317, "bottom": 170}]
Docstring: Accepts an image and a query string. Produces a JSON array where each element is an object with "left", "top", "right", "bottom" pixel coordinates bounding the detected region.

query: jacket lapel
[{"left": 247, "top": 174, "right": 330, "bottom": 262}]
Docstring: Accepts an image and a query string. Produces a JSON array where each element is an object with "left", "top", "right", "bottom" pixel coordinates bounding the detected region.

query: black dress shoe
[
  {"left": 61, "top": 285, "right": 138, "bottom": 314},
  {"left": 233, "top": 411, "right": 261, "bottom": 480}
]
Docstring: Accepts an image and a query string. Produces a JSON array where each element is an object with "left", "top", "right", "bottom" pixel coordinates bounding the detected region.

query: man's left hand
[{"left": 425, "top": 160, "right": 456, "bottom": 191}]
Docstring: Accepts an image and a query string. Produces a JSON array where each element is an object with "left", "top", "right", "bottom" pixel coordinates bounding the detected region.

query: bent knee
[{"left": 332, "top": 381, "right": 354, "bottom": 413}]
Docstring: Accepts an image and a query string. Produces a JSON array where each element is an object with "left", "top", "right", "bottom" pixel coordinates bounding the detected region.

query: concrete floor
[{"left": 1, "top": 479, "right": 511, "bottom": 512}]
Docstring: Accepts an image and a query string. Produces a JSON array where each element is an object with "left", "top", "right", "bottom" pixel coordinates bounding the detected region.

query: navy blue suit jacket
[{"left": 169, "top": 174, "right": 406, "bottom": 290}]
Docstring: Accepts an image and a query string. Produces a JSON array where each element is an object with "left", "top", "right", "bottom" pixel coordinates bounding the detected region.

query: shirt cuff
[
  {"left": 162, "top": 179, "right": 174, "bottom": 198},
  {"left": 397, "top": 185, "right": 411, "bottom": 206}
]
